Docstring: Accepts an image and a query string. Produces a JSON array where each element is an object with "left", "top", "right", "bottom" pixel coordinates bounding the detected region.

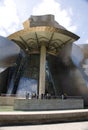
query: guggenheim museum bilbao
[{"left": 0, "top": 14, "right": 88, "bottom": 106}]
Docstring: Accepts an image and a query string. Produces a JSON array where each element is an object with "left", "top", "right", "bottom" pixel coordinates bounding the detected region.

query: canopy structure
[{"left": 8, "top": 14, "right": 79, "bottom": 98}]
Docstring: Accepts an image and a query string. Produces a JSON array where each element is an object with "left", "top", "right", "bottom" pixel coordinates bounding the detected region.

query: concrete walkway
[
  {"left": 0, "top": 109, "right": 88, "bottom": 125},
  {"left": 1, "top": 121, "right": 88, "bottom": 130}
]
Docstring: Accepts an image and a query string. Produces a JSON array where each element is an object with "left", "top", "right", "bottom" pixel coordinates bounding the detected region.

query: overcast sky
[{"left": 0, "top": 0, "right": 88, "bottom": 44}]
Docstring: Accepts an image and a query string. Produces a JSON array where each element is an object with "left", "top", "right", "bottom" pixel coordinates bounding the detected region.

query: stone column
[{"left": 39, "top": 44, "right": 46, "bottom": 98}]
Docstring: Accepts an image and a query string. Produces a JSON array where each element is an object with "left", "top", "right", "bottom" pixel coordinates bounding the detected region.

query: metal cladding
[
  {"left": 0, "top": 36, "right": 20, "bottom": 68},
  {"left": 1, "top": 14, "right": 88, "bottom": 105},
  {"left": 71, "top": 44, "right": 88, "bottom": 92},
  {"left": 52, "top": 43, "right": 88, "bottom": 105}
]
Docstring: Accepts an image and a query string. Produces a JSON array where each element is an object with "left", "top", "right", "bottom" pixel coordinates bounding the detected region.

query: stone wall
[
  {"left": 0, "top": 96, "right": 15, "bottom": 106},
  {"left": 14, "top": 99, "right": 84, "bottom": 110}
]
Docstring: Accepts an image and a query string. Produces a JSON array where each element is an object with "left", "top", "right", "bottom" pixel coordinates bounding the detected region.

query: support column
[{"left": 39, "top": 44, "right": 46, "bottom": 98}]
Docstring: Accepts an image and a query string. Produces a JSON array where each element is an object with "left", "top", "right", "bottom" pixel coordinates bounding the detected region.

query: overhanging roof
[{"left": 8, "top": 15, "right": 80, "bottom": 55}]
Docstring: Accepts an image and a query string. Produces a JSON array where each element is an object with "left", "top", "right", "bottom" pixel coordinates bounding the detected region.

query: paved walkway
[{"left": 1, "top": 121, "right": 88, "bottom": 130}]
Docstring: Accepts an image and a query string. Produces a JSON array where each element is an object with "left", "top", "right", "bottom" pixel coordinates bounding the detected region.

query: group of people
[
  {"left": 26, "top": 92, "right": 37, "bottom": 99},
  {"left": 25, "top": 92, "right": 51, "bottom": 99},
  {"left": 26, "top": 92, "right": 67, "bottom": 99}
]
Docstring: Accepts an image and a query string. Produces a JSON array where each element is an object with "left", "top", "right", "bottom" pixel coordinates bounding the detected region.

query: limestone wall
[
  {"left": 14, "top": 99, "right": 84, "bottom": 110},
  {"left": 0, "top": 96, "right": 15, "bottom": 106}
]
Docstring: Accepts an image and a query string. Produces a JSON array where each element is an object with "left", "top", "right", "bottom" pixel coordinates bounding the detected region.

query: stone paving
[{"left": 0, "top": 121, "right": 88, "bottom": 130}]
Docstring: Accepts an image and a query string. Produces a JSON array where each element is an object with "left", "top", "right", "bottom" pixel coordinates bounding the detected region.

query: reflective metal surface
[
  {"left": 0, "top": 67, "right": 7, "bottom": 73},
  {"left": 0, "top": 36, "right": 20, "bottom": 68}
]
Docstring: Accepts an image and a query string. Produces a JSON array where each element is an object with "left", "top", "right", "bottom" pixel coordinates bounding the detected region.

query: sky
[{"left": 0, "top": 0, "right": 88, "bottom": 44}]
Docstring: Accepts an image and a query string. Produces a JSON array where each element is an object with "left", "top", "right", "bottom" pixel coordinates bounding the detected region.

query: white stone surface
[
  {"left": 14, "top": 99, "right": 84, "bottom": 110},
  {"left": 1, "top": 121, "right": 88, "bottom": 130}
]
